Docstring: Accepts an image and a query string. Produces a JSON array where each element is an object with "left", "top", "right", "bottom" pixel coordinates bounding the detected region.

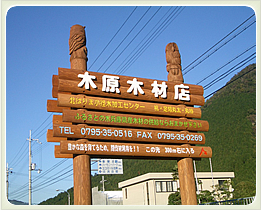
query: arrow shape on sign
[{"left": 199, "top": 148, "right": 207, "bottom": 156}]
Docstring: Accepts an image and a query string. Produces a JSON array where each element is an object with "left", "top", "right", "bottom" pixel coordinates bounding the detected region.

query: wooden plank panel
[
  {"left": 58, "top": 67, "right": 204, "bottom": 96},
  {"left": 47, "top": 99, "right": 70, "bottom": 113},
  {"left": 54, "top": 145, "right": 73, "bottom": 158},
  {"left": 47, "top": 129, "right": 67, "bottom": 142},
  {"left": 58, "top": 93, "right": 202, "bottom": 118},
  {"left": 52, "top": 75, "right": 72, "bottom": 98},
  {"left": 62, "top": 109, "right": 209, "bottom": 132},
  {"left": 60, "top": 140, "right": 212, "bottom": 159},
  {"left": 53, "top": 124, "right": 206, "bottom": 145},
  {"left": 53, "top": 115, "right": 72, "bottom": 125},
  {"left": 57, "top": 79, "right": 205, "bottom": 106}
]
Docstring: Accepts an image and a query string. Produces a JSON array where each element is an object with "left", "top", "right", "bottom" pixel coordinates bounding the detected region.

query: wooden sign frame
[
  {"left": 53, "top": 123, "right": 206, "bottom": 144},
  {"left": 57, "top": 93, "right": 202, "bottom": 118},
  {"left": 59, "top": 140, "right": 212, "bottom": 159},
  {"left": 46, "top": 26, "right": 211, "bottom": 205}
]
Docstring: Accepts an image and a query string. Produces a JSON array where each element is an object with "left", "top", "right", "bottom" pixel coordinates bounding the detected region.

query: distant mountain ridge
[
  {"left": 39, "top": 63, "right": 256, "bottom": 204},
  {"left": 8, "top": 199, "right": 28, "bottom": 205}
]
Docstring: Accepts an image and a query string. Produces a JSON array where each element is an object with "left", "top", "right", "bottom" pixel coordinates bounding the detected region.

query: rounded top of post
[
  {"left": 69, "top": 24, "right": 86, "bottom": 55},
  {"left": 165, "top": 42, "right": 184, "bottom": 83},
  {"left": 70, "top": 24, "right": 85, "bottom": 33}
]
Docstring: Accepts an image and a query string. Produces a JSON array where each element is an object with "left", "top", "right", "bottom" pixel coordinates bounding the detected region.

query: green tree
[
  {"left": 168, "top": 165, "right": 181, "bottom": 205},
  {"left": 212, "top": 180, "right": 233, "bottom": 201},
  {"left": 197, "top": 190, "right": 214, "bottom": 204},
  {"left": 168, "top": 191, "right": 181, "bottom": 205},
  {"left": 171, "top": 165, "right": 179, "bottom": 182}
]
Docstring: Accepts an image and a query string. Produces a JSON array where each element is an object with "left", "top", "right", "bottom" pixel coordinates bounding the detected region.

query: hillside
[
  {"left": 91, "top": 63, "right": 256, "bottom": 193},
  {"left": 195, "top": 64, "right": 256, "bottom": 182},
  {"left": 39, "top": 63, "right": 256, "bottom": 204}
]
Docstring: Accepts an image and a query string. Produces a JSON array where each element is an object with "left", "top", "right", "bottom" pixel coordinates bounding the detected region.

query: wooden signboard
[
  {"left": 59, "top": 140, "right": 212, "bottom": 159},
  {"left": 48, "top": 67, "right": 211, "bottom": 160},
  {"left": 47, "top": 99, "right": 69, "bottom": 113},
  {"left": 60, "top": 110, "right": 209, "bottom": 131},
  {"left": 46, "top": 26, "right": 211, "bottom": 205},
  {"left": 47, "top": 129, "right": 67, "bottom": 142},
  {"left": 53, "top": 124, "right": 206, "bottom": 144},
  {"left": 52, "top": 67, "right": 205, "bottom": 106},
  {"left": 55, "top": 79, "right": 204, "bottom": 106},
  {"left": 57, "top": 67, "right": 204, "bottom": 96},
  {"left": 57, "top": 93, "right": 202, "bottom": 118},
  {"left": 54, "top": 145, "right": 73, "bottom": 158}
]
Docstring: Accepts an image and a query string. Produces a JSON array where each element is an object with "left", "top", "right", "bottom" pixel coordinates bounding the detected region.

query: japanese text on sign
[
  {"left": 68, "top": 96, "right": 194, "bottom": 115},
  {"left": 57, "top": 125, "right": 204, "bottom": 142},
  {"left": 67, "top": 143, "right": 195, "bottom": 155},
  {"left": 77, "top": 72, "right": 190, "bottom": 101},
  {"left": 74, "top": 112, "right": 203, "bottom": 129},
  {"left": 98, "top": 159, "right": 123, "bottom": 174}
]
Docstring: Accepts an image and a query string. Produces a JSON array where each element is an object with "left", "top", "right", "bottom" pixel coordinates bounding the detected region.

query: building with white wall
[
  {"left": 118, "top": 172, "right": 234, "bottom": 205},
  {"left": 92, "top": 187, "right": 123, "bottom": 205}
]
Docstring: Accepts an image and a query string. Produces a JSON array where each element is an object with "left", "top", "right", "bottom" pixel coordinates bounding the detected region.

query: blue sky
[{"left": 4, "top": 5, "right": 257, "bottom": 205}]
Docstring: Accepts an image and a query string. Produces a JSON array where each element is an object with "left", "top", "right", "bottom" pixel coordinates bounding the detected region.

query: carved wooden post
[
  {"left": 166, "top": 43, "right": 197, "bottom": 205},
  {"left": 69, "top": 24, "right": 92, "bottom": 205}
]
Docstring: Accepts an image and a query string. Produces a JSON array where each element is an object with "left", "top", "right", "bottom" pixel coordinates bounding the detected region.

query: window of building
[
  {"left": 162, "top": 181, "right": 167, "bottom": 192},
  {"left": 218, "top": 180, "right": 229, "bottom": 190},
  {"left": 167, "top": 181, "right": 173, "bottom": 192},
  {"left": 172, "top": 181, "right": 178, "bottom": 191},
  {"left": 146, "top": 182, "right": 150, "bottom": 205},
  {"left": 218, "top": 180, "right": 225, "bottom": 186},
  {"left": 156, "top": 181, "right": 178, "bottom": 193},
  {"left": 156, "top": 181, "right": 161, "bottom": 192},
  {"left": 125, "top": 188, "right": 127, "bottom": 199}
]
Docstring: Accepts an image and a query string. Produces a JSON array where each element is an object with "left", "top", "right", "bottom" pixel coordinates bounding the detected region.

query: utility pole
[
  {"left": 6, "top": 163, "right": 13, "bottom": 200},
  {"left": 27, "top": 130, "right": 41, "bottom": 205},
  {"left": 100, "top": 176, "right": 107, "bottom": 192}
]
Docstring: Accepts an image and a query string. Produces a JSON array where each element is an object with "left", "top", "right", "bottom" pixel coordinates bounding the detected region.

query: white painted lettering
[
  {"left": 59, "top": 126, "right": 64, "bottom": 134},
  {"left": 174, "top": 84, "right": 190, "bottom": 101}
]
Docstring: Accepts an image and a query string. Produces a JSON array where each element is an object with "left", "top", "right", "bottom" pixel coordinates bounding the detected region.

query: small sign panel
[{"left": 97, "top": 159, "right": 123, "bottom": 175}]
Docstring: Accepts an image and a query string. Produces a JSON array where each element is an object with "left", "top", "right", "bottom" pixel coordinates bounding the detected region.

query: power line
[
  {"left": 14, "top": 168, "right": 73, "bottom": 200},
  {"left": 11, "top": 157, "right": 100, "bottom": 201},
  {"left": 29, "top": 158, "right": 100, "bottom": 198},
  {"left": 114, "top": 6, "right": 174, "bottom": 74},
  {"left": 102, "top": 6, "right": 162, "bottom": 73},
  {"left": 33, "top": 120, "right": 53, "bottom": 139},
  {"left": 10, "top": 157, "right": 101, "bottom": 201},
  {"left": 182, "top": 14, "right": 256, "bottom": 75},
  {"left": 9, "top": 159, "right": 68, "bottom": 197},
  {"left": 8, "top": 140, "right": 28, "bottom": 167},
  {"left": 96, "top": 7, "right": 152, "bottom": 72},
  {"left": 88, "top": 6, "right": 138, "bottom": 70},
  {"left": 204, "top": 53, "right": 256, "bottom": 90},
  {"left": 204, "top": 65, "right": 256, "bottom": 99},
  {"left": 31, "top": 113, "right": 52, "bottom": 136},
  {"left": 8, "top": 113, "right": 53, "bottom": 169},
  {"left": 196, "top": 44, "right": 256, "bottom": 85},
  {"left": 32, "top": 172, "right": 73, "bottom": 196},
  {"left": 117, "top": 6, "right": 185, "bottom": 75},
  {"left": 10, "top": 144, "right": 28, "bottom": 169}
]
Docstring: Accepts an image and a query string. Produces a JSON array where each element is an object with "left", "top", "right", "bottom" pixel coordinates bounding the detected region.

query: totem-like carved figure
[
  {"left": 69, "top": 24, "right": 88, "bottom": 63},
  {"left": 165, "top": 42, "right": 184, "bottom": 83}
]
